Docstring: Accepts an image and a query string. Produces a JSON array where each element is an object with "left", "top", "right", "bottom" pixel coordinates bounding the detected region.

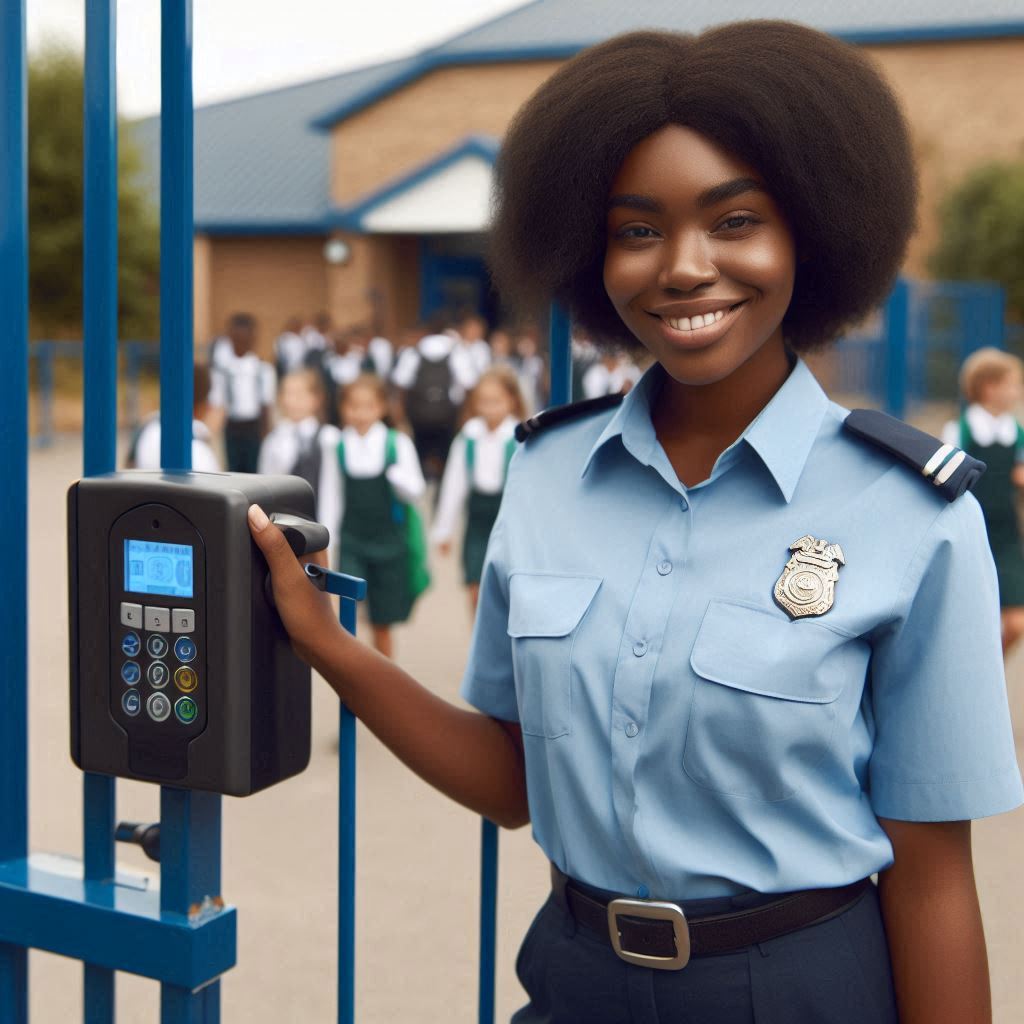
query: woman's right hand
[{"left": 247, "top": 504, "right": 342, "bottom": 664}]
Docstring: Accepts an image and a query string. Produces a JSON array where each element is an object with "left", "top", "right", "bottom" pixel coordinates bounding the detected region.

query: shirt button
[
  {"left": 624, "top": 722, "right": 639, "bottom": 738},
  {"left": 632, "top": 640, "right": 647, "bottom": 657},
  {"left": 679, "top": 497, "right": 688, "bottom": 511},
  {"left": 657, "top": 560, "right": 672, "bottom": 576},
  {"left": 636, "top": 884, "right": 650, "bottom": 899}
]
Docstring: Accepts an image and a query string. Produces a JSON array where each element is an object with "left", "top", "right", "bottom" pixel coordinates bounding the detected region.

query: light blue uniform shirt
[{"left": 461, "top": 357, "right": 1023, "bottom": 899}]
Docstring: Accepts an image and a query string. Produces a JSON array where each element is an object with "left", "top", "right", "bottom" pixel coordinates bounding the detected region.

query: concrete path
[{"left": 23, "top": 435, "right": 1024, "bottom": 1022}]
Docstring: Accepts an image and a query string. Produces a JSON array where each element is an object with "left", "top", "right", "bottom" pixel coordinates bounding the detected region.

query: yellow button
[{"left": 174, "top": 666, "right": 198, "bottom": 693}]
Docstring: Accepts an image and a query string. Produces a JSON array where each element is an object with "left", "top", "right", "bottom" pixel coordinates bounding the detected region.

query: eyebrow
[{"left": 607, "top": 177, "right": 768, "bottom": 214}]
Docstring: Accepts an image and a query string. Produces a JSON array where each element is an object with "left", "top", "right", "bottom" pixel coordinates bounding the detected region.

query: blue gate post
[
  {"left": 82, "top": 1, "right": 120, "bottom": 1020},
  {"left": 158, "top": 3, "right": 224, "bottom": 1021},
  {"left": 884, "top": 278, "right": 910, "bottom": 420},
  {"left": 0, "top": 0, "right": 29, "bottom": 1020}
]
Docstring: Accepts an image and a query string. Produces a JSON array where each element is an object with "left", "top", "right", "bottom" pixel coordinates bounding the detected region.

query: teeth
[{"left": 664, "top": 308, "right": 730, "bottom": 332}]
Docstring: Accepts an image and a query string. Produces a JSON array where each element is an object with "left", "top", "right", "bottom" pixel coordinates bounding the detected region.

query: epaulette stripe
[
  {"left": 934, "top": 450, "right": 965, "bottom": 486},
  {"left": 922, "top": 444, "right": 955, "bottom": 479}
]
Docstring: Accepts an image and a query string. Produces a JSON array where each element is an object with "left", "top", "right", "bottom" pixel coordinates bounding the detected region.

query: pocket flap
[
  {"left": 690, "top": 599, "right": 844, "bottom": 704},
  {"left": 507, "top": 573, "right": 602, "bottom": 638}
]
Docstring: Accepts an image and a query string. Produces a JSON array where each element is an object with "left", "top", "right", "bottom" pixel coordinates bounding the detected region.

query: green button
[{"left": 174, "top": 696, "right": 198, "bottom": 724}]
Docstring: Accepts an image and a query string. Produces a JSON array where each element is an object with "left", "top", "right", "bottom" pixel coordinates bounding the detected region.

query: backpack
[
  {"left": 404, "top": 352, "right": 457, "bottom": 431},
  {"left": 336, "top": 429, "right": 431, "bottom": 601}
]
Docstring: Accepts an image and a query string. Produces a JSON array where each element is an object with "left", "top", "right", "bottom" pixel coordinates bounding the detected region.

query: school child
[
  {"left": 488, "top": 326, "right": 517, "bottom": 369},
  {"left": 257, "top": 368, "right": 329, "bottom": 510},
  {"left": 250, "top": 22, "right": 1022, "bottom": 1023},
  {"left": 431, "top": 367, "right": 526, "bottom": 613},
  {"left": 127, "top": 363, "right": 220, "bottom": 472},
  {"left": 391, "top": 322, "right": 478, "bottom": 483},
  {"left": 581, "top": 351, "right": 644, "bottom": 399},
  {"left": 457, "top": 312, "right": 494, "bottom": 380},
  {"left": 943, "top": 347, "right": 1024, "bottom": 654},
  {"left": 207, "top": 312, "right": 275, "bottom": 473},
  {"left": 316, "top": 374, "right": 426, "bottom": 659},
  {"left": 273, "top": 316, "right": 308, "bottom": 379}
]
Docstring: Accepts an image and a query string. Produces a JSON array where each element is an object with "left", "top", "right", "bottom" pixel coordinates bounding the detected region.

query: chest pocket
[
  {"left": 507, "top": 573, "right": 601, "bottom": 738},
  {"left": 684, "top": 599, "right": 851, "bottom": 802}
]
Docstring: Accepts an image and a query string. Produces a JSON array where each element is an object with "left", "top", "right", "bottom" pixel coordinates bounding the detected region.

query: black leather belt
[{"left": 551, "top": 863, "right": 871, "bottom": 970}]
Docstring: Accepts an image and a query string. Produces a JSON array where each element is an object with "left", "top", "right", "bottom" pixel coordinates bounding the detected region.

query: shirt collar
[{"left": 581, "top": 355, "right": 829, "bottom": 503}]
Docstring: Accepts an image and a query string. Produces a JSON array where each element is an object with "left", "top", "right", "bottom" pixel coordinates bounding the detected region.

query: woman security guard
[{"left": 247, "top": 21, "right": 1023, "bottom": 1023}]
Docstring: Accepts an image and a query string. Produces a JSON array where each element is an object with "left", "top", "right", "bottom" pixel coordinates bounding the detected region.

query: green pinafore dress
[
  {"left": 337, "top": 430, "right": 413, "bottom": 625},
  {"left": 961, "top": 412, "right": 1024, "bottom": 607},
  {"left": 462, "top": 435, "right": 517, "bottom": 585}
]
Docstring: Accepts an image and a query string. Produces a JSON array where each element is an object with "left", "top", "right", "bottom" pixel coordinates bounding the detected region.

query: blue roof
[
  {"left": 132, "top": 0, "right": 1024, "bottom": 232},
  {"left": 130, "top": 55, "right": 420, "bottom": 234},
  {"left": 310, "top": 0, "right": 1024, "bottom": 129}
]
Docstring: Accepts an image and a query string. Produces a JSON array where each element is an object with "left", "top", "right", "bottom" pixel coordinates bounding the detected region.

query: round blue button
[
  {"left": 121, "top": 661, "right": 141, "bottom": 685},
  {"left": 636, "top": 884, "right": 650, "bottom": 899},
  {"left": 121, "top": 632, "right": 141, "bottom": 657},
  {"left": 122, "top": 689, "right": 141, "bottom": 717},
  {"left": 174, "top": 636, "right": 197, "bottom": 664}
]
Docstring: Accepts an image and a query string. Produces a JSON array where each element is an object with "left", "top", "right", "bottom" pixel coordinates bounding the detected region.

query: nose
[{"left": 657, "top": 229, "right": 719, "bottom": 292}]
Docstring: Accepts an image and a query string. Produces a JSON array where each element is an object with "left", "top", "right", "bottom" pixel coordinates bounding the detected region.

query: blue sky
[{"left": 28, "top": 0, "right": 527, "bottom": 117}]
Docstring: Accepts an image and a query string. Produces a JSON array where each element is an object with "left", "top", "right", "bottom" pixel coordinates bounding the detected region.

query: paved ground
[{"left": 22, "top": 431, "right": 1024, "bottom": 1023}]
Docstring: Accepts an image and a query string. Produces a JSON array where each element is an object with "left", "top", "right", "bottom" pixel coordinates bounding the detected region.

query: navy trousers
[{"left": 512, "top": 882, "right": 898, "bottom": 1023}]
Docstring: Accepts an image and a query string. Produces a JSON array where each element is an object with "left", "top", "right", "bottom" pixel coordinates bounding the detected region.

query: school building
[{"left": 132, "top": 0, "right": 1024, "bottom": 354}]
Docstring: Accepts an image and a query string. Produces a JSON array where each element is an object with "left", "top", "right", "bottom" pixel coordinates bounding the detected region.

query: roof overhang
[{"left": 334, "top": 135, "right": 499, "bottom": 235}]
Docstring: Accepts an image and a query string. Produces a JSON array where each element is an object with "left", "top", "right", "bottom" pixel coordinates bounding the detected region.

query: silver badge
[{"left": 774, "top": 535, "right": 845, "bottom": 619}]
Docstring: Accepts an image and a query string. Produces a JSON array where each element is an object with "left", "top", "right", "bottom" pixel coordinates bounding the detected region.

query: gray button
[
  {"left": 147, "top": 661, "right": 169, "bottom": 688},
  {"left": 146, "top": 634, "right": 169, "bottom": 659},
  {"left": 120, "top": 603, "right": 143, "bottom": 628},
  {"left": 144, "top": 606, "right": 170, "bottom": 632},
  {"left": 625, "top": 722, "right": 639, "bottom": 738},
  {"left": 147, "top": 692, "right": 171, "bottom": 722},
  {"left": 657, "top": 560, "right": 673, "bottom": 576},
  {"left": 172, "top": 608, "right": 195, "bottom": 633},
  {"left": 632, "top": 640, "right": 648, "bottom": 658}
]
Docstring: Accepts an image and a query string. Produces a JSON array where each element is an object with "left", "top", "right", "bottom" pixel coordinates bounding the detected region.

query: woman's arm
[
  {"left": 248, "top": 504, "right": 530, "bottom": 829},
  {"left": 877, "top": 817, "right": 991, "bottom": 1024}
]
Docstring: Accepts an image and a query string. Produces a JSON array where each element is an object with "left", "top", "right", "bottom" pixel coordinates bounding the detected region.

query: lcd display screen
[{"left": 124, "top": 539, "right": 194, "bottom": 597}]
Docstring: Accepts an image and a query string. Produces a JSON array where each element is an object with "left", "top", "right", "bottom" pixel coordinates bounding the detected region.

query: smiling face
[{"left": 603, "top": 124, "right": 797, "bottom": 387}]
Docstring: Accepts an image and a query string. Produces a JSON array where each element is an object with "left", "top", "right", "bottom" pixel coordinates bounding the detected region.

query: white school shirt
[
  {"left": 328, "top": 350, "right": 366, "bottom": 387},
  {"left": 582, "top": 358, "right": 644, "bottom": 399},
  {"left": 131, "top": 416, "right": 221, "bottom": 472},
  {"left": 274, "top": 331, "right": 308, "bottom": 374},
  {"left": 208, "top": 351, "right": 277, "bottom": 421},
  {"left": 368, "top": 336, "right": 394, "bottom": 378},
  {"left": 430, "top": 415, "right": 518, "bottom": 545},
  {"left": 316, "top": 421, "right": 426, "bottom": 565},
  {"left": 257, "top": 416, "right": 322, "bottom": 476},
  {"left": 391, "top": 334, "right": 477, "bottom": 403},
  {"left": 942, "top": 403, "right": 1024, "bottom": 457}
]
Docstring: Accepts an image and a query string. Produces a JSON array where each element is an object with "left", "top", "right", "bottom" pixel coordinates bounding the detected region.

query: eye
[
  {"left": 613, "top": 224, "right": 659, "bottom": 240},
  {"left": 717, "top": 214, "right": 759, "bottom": 232}
]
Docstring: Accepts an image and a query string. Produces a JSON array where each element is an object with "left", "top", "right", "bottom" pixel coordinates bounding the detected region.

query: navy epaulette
[
  {"left": 843, "top": 408, "right": 985, "bottom": 501},
  {"left": 515, "top": 393, "right": 625, "bottom": 443}
]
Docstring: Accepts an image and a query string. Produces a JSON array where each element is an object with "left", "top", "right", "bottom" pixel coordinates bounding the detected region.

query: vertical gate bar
[
  {"left": 477, "top": 819, "right": 498, "bottom": 1024},
  {"left": 82, "top": 2, "right": 120, "bottom": 1017},
  {"left": 159, "top": 3, "right": 221, "bottom": 1022},
  {"left": 338, "top": 597, "right": 358, "bottom": 1024},
  {"left": 884, "top": 278, "right": 909, "bottom": 420},
  {"left": 548, "top": 304, "right": 572, "bottom": 407},
  {"left": 159, "top": 0, "right": 194, "bottom": 472},
  {"left": 0, "top": 0, "right": 29, "bottom": 1020}
]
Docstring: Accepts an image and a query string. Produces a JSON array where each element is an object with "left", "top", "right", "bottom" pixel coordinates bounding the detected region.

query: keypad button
[
  {"left": 172, "top": 609, "right": 195, "bottom": 633},
  {"left": 174, "top": 636, "right": 197, "bottom": 663},
  {"left": 146, "top": 634, "right": 169, "bottom": 659},
  {"left": 174, "top": 696, "right": 198, "bottom": 725},
  {"left": 120, "top": 603, "right": 143, "bottom": 628},
  {"left": 174, "top": 666, "right": 198, "bottom": 693},
  {"left": 121, "top": 661, "right": 141, "bottom": 685},
  {"left": 144, "top": 606, "right": 170, "bottom": 632},
  {"left": 147, "top": 692, "right": 171, "bottom": 722},
  {"left": 122, "top": 690, "right": 141, "bottom": 717},
  {"left": 121, "top": 632, "right": 141, "bottom": 657},
  {"left": 147, "top": 661, "right": 170, "bottom": 688}
]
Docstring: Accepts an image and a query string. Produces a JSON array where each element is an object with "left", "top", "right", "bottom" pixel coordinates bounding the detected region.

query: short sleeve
[
  {"left": 867, "top": 494, "right": 1024, "bottom": 821},
  {"left": 459, "top": 468, "right": 518, "bottom": 722}
]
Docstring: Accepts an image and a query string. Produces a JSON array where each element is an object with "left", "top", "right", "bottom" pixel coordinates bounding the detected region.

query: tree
[
  {"left": 29, "top": 45, "right": 159, "bottom": 338},
  {"left": 929, "top": 162, "right": 1024, "bottom": 322}
]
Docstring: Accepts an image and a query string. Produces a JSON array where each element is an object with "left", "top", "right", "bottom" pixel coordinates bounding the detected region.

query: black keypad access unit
[{"left": 69, "top": 471, "right": 318, "bottom": 796}]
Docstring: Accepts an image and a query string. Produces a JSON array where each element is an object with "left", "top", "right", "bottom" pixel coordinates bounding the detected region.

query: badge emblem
[{"left": 774, "top": 535, "right": 845, "bottom": 619}]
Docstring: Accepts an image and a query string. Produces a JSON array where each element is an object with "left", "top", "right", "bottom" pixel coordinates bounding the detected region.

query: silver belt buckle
[{"left": 607, "top": 897, "right": 691, "bottom": 970}]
